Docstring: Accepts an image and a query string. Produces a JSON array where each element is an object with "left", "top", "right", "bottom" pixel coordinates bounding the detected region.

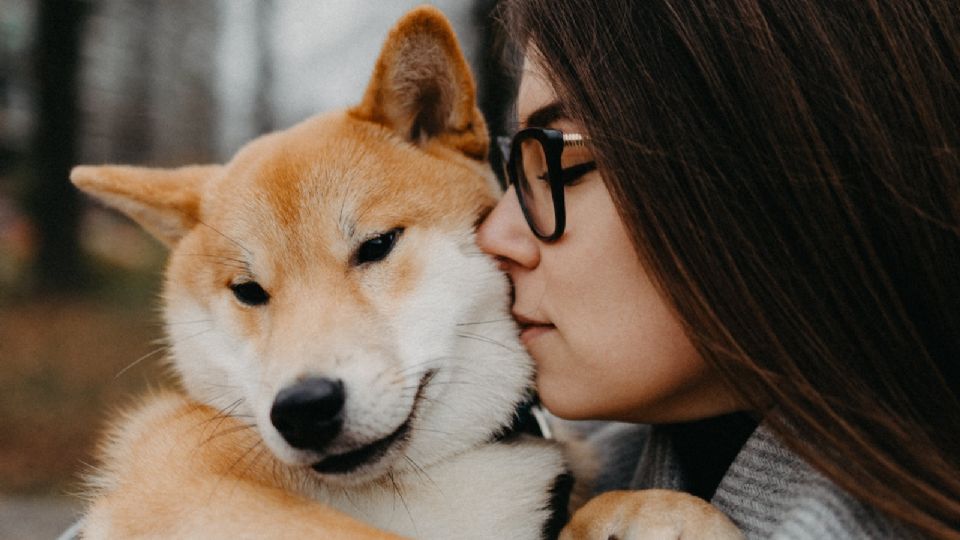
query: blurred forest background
[{"left": 0, "top": 1, "right": 514, "bottom": 537}]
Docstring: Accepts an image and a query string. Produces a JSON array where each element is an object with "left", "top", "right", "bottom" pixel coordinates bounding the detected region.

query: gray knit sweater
[{"left": 584, "top": 421, "right": 920, "bottom": 539}]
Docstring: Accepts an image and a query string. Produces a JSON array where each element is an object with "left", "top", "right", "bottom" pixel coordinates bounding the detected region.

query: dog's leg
[
  {"left": 559, "top": 490, "right": 744, "bottom": 540},
  {"left": 82, "top": 392, "right": 403, "bottom": 539}
]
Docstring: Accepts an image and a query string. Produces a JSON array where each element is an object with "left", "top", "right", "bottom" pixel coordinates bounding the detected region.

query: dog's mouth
[{"left": 311, "top": 369, "right": 435, "bottom": 475}]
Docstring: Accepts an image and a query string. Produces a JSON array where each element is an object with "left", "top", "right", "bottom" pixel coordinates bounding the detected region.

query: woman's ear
[
  {"left": 70, "top": 164, "right": 222, "bottom": 248},
  {"left": 349, "top": 5, "right": 488, "bottom": 161}
]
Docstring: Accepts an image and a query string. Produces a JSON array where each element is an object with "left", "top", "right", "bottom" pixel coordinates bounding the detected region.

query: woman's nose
[{"left": 477, "top": 185, "right": 541, "bottom": 269}]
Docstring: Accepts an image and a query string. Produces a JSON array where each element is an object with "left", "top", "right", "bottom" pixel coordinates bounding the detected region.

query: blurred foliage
[
  {"left": 2, "top": 0, "right": 266, "bottom": 496},
  {"left": 0, "top": 295, "right": 174, "bottom": 495},
  {"left": 0, "top": 209, "right": 170, "bottom": 495}
]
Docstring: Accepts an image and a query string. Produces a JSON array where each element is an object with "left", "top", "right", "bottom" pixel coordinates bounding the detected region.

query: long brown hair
[{"left": 499, "top": 0, "right": 960, "bottom": 536}]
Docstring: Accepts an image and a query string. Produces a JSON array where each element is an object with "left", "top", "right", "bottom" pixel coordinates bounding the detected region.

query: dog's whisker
[
  {"left": 201, "top": 422, "right": 256, "bottom": 446},
  {"left": 199, "top": 398, "right": 248, "bottom": 440},
  {"left": 225, "top": 438, "right": 264, "bottom": 477},
  {"left": 198, "top": 381, "right": 242, "bottom": 391},
  {"left": 236, "top": 445, "right": 271, "bottom": 482},
  {"left": 338, "top": 484, "right": 365, "bottom": 515},
  {"left": 419, "top": 380, "right": 481, "bottom": 388},
  {"left": 196, "top": 220, "right": 253, "bottom": 257},
  {"left": 165, "top": 318, "right": 214, "bottom": 326},
  {"left": 455, "top": 317, "right": 513, "bottom": 327},
  {"left": 392, "top": 356, "right": 468, "bottom": 378},
  {"left": 402, "top": 455, "right": 441, "bottom": 492},
  {"left": 408, "top": 426, "right": 455, "bottom": 436},
  {"left": 206, "top": 397, "right": 246, "bottom": 424},
  {"left": 455, "top": 332, "right": 521, "bottom": 353},
  {"left": 182, "top": 252, "right": 249, "bottom": 266},
  {"left": 392, "top": 358, "right": 447, "bottom": 377},
  {"left": 211, "top": 440, "right": 268, "bottom": 506},
  {"left": 181, "top": 254, "right": 247, "bottom": 269},
  {"left": 200, "top": 396, "right": 249, "bottom": 426},
  {"left": 411, "top": 394, "right": 455, "bottom": 410},
  {"left": 208, "top": 263, "right": 247, "bottom": 271},
  {"left": 115, "top": 328, "right": 215, "bottom": 380},
  {"left": 190, "top": 389, "right": 236, "bottom": 410},
  {"left": 113, "top": 345, "right": 170, "bottom": 379},
  {"left": 388, "top": 472, "right": 418, "bottom": 535}
]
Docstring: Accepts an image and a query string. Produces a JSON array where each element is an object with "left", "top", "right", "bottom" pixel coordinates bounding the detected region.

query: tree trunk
[
  {"left": 254, "top": 0, "right": 276, "bottom": 135},
  {"left": 27, "top": 0, "right": 90, "bottom": 294}
]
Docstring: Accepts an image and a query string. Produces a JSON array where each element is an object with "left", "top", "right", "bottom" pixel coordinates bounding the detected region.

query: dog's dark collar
[
  {"left": 494, "top": 396, "right": 553, "bottom": 442},
  {"left": 492, "top": 396, "right": 572, "bottom": 540}
]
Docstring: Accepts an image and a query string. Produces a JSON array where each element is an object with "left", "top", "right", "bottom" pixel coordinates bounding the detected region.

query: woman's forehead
[{"left": 517, "top": 55, "right": 557, "bottom": 127}]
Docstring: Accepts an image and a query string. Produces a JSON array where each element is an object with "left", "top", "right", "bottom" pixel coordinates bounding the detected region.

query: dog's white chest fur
[{"left": 314, "top": 441, "right": 565, "bottom": 539}]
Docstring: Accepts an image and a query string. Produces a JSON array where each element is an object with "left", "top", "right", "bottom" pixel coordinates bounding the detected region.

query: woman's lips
[
  {"left": 513, "top": 312, "right": 555, "bottom": 344},
  {"left": 519, "top": 324, "right": 554, "bottom": 344}
]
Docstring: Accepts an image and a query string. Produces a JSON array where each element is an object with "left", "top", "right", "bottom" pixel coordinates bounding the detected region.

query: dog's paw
[{"left": 559, "top": 489, "right": 744, "bottom": 540}]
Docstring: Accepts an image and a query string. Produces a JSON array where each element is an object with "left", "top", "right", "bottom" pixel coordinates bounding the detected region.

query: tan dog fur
[
  {"left": 561, "top": 490, "right": 744, "bottom": 540},
  {"left": 73, "top": 7, "right": 565, "bottom": 539},
  {"left": 72, "top": 6, "right": 744, "bottom": 539},
  {"left": 82, "top": 393, "right": 400, "bottom": 539}
]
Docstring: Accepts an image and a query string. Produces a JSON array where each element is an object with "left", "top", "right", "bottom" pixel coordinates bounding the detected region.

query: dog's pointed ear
[
  {"left": 350, "top": 6, "right": 488, "bottom": 160},
  {"left": 71, "top": 164, "right": 221, "bottom": 247}
]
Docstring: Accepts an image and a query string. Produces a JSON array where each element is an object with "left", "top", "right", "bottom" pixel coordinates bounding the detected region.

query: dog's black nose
[{"left": 270, "top": 377, "right": 345, "bottom": 452}]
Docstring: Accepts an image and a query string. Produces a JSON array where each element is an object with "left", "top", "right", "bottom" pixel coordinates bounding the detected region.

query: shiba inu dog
[{"left": 71, "top": 7, "right": 569, "bottom": 539}]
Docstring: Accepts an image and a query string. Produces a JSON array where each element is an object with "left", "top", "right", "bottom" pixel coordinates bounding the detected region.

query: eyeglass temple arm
[{"left": 561, "top": 133, "right": 589, "bottom": 147}]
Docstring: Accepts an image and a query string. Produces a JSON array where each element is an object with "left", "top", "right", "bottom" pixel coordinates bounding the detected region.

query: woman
[{"left": 478, "top": 0, "right": 960, "bottom": 538}]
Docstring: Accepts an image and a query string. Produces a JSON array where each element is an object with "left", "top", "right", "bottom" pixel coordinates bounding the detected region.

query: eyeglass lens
[{"left": 516, "top": 137, "right": 557, "bottom": 237}]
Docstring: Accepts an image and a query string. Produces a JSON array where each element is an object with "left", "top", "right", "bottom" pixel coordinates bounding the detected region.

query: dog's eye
[
  {"left": 354, "top": 228, "right": 403, "bottom": 266},
  {"left": 230, "top": 281, "right": 270, "bottom": 306}
]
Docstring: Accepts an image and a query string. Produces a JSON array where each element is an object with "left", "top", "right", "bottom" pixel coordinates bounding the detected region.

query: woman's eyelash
[
  {"left": 560, "top": 162, "right": 596, "bottom": 185},
  {"left": 538, "top": 162, "right": 597, "bottom": 185}
]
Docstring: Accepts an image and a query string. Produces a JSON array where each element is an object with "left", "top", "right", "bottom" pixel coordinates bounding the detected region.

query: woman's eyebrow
[{"left": 521, "top": 102, "right": 566, "bottom": 129}]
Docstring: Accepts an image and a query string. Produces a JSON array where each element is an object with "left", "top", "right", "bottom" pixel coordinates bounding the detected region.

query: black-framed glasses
[{"left": 497, "top": 128, "right": 596, "bottom": 242}]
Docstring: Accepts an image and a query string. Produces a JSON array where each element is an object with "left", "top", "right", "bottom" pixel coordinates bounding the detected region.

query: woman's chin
[{"left": 536, "top": 381, "right": 597, "bottom": 421}]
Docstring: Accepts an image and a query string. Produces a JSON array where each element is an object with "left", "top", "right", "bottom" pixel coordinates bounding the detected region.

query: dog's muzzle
[{"left": 311, "top": 369, "right": 436, "bottom": 475}]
